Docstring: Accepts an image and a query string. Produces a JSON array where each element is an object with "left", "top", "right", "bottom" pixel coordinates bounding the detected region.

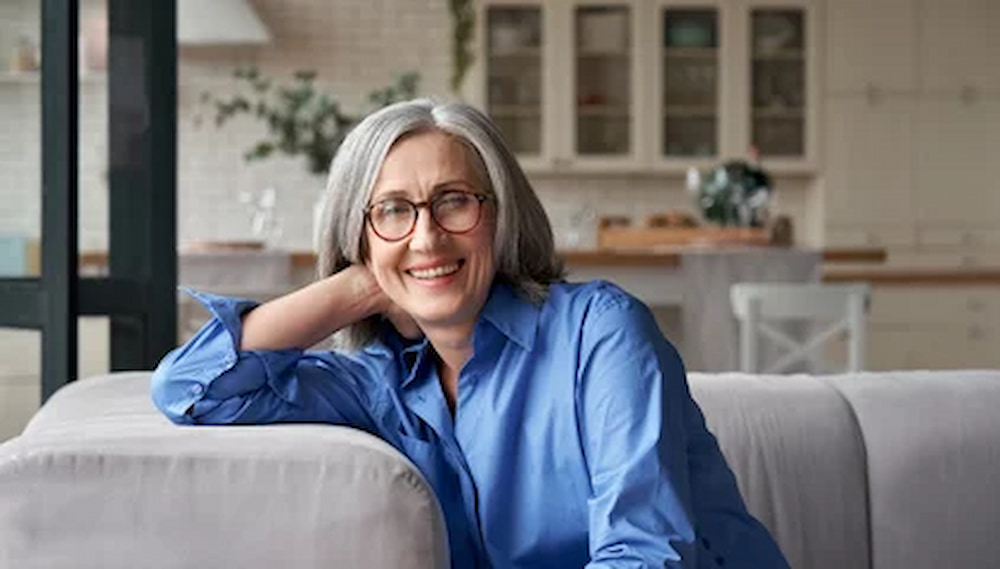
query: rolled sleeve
[
  {"left": 151, "top": 290, "right": 378, "bottom": 431},
  {"left": 578, "top": 293, "right": 696, "bottom": 568}
]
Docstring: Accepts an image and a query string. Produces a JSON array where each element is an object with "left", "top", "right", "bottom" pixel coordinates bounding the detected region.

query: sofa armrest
[{"left": 0, "top": 373, "right": 449, "bottom": 569}]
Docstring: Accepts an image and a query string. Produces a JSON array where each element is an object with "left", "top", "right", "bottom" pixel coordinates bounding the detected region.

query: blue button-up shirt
[{"left": 151, "top": 280, "right": 788, "bottom": 568}]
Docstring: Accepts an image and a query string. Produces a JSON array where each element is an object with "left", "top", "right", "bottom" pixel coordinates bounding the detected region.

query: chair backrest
[{"left": 730, "top": 283, "right": 872, "bottom": 373}]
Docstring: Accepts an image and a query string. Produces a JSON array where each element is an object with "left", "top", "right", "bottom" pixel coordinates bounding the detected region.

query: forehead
[{"left": 371, "top": 130, "right": 484, "bottom": 197}]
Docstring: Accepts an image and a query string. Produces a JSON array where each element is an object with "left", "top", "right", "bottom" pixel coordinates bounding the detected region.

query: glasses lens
[
  {"left": 369, "top": 198, "right": 416, "bottom": 240},
  {"left": 433, "top": 192, "right": 481, "bottom": 233}
]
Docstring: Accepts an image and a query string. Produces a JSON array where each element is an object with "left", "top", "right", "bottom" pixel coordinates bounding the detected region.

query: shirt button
[
  {"left": 715, "top": 555, "right": 725, "bottom": 566},
  {"left": 191, "top": 384, "right": 204, "bottom": 396}
]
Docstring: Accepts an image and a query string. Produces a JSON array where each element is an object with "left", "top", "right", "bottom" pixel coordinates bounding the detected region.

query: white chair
[{"left": 730, "top": 283, "right": 872, "bottom": 374}]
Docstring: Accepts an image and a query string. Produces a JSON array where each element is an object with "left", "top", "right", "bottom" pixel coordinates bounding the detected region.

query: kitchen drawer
[
  {"left": 868, "top": 288, "right": 1000, "bottom": 325},
  {"left": 825, "top": 225, "right": 916, "bottom": 249},
  {"left": 901, "top": 324, "right": 1000, "bottom": 370},
  {"left": 916, "top": 227, "right": 1000, "bottom": 249},
  {"left": 888, "top": 250, "right": 1000, "bottom": 269}
]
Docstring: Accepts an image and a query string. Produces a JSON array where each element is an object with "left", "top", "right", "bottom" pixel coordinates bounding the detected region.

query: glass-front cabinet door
[
  {"left": 566, "top": 1, "right": 644, "bottom": 170},
  {"left": 484, "top": 6, "right": 544, "bottom": 158},
  {"left": 748, "top": 6, "right": 809, "bottom": 162},
  {"left": 657, "top": 4, "right": 722, "bottom": 165}
]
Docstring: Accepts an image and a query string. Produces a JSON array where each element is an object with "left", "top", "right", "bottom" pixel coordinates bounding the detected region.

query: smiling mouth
[{"left": 407, "top": 261, "right": 464, "bottom": 280}]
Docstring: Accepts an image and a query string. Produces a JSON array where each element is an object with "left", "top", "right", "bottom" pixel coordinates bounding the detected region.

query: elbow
[{"left": 150, "top": 350, "right": 200, "bottom": 425}]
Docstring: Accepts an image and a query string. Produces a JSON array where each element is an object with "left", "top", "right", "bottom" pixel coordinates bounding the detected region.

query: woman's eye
[
  {"left": 437, "top": 193, "right": 472, "bottom": 211},
  {"left": 376, "top": 201, "right": 411, "bottom": 218}
]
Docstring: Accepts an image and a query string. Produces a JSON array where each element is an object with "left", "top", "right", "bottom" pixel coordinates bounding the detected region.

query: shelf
[
  {"left": 663, "top": 105, "right": 716, "bottom": 118},
  {"left": 577, "top": 105, "right": 630, "bottom": 118},
  {"left": 663, "top": 47, "right": 717, "bottom": 59},
  {"left": 752, "top": 107, "right": 804, "bottom": 119},
  {"left": 752, "top": 49, "right": 804, "bottom": 61},
  {"left": 577, "top": 50, "right": 629, "bottom": 58},
  {"left": 489, "top": 48, "right": 541, "bottom": 59},
  {"left": 490, "top": 105, "right": 541, "bottom": 118}
]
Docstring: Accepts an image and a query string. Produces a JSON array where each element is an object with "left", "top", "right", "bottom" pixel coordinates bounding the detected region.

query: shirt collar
[{"left": 478, "top": 280, "right": 540, "bottom": 351}]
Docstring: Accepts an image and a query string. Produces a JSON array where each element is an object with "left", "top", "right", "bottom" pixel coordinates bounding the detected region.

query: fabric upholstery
[
  {"left": 689, "top": 373, "right": 870, "bottom": 569},
  {"left": 823, "top": 371, "right": 1000, "bottom": 569},
  {"left": 0, "top": 373, "right": 448, "bottom": 569}
]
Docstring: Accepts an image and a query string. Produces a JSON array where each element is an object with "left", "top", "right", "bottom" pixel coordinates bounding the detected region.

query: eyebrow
[{"left": 371, "top": 179, "right": 477, "bottom": 201}]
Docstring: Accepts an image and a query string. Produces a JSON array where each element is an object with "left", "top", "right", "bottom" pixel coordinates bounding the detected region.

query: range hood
[{"left": 177, "top": 0, "right": 271, "bottom": 46}]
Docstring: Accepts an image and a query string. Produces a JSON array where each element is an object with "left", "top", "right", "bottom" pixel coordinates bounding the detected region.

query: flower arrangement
[{"left": 687, "top": 155, "right": 773, "bottom": 228}]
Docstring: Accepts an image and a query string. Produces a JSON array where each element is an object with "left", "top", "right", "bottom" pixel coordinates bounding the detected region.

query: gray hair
[{"left": 316, "top": 98, "right": 565, "bottom": 349}]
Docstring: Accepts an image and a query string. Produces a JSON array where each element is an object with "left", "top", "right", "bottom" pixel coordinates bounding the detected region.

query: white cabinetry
[
  {"left": 469, "top": 0, "right": 821, "bottom": 174},
  {"left": 824, "top": 0, "right": 917, "bottom": 94},
  {"left": 918, "top": 0, "right": 1000, "bottom": 95}
]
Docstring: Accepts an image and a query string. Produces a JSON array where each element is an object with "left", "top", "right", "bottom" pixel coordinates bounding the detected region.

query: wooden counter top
[
  {"left": 822, "top": 268, "right": 1000, "bottom": 286},
  {"left": 81, "top": 247, "right": 1000, "bottom": 285},
  {"left": 290, "top": 247, "right": 886, "bottom": 269}
]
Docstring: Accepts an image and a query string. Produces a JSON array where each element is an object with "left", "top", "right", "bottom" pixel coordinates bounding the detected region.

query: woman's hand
[{"left": 360, "top": 265, "right": 423, "bottom": 340}]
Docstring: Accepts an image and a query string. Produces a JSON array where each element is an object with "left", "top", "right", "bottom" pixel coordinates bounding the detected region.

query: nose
[{"left": 408, "top": 206, "right": 446, "bottom": 251}]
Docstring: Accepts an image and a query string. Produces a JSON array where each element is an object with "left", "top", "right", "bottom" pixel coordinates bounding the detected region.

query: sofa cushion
[
  {"left": 824, "top": 370, "right": 1000, "bottom": 569},
  {"left": 689, "top": 373, "right": 870, "bottom": 569},
  {"left": 0, "top": 373, "right": 448, "bottom": 569}
]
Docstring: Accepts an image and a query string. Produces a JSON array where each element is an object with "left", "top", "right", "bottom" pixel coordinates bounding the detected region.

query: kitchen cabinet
[
  {"left": 913, "top": 97, "right": 1000, "bottom": 226},
  {"left": 824, "top": 0, "right": 917, "bottom": 94},
  {"left": 918, "top": 0, "right": 1000, "bottom": 95},
  {"left": 468, "top": 0, "right": 821, "bottom": 174},
  {"left": 823, "top": 95, "right": 916, "bottom": 228}
]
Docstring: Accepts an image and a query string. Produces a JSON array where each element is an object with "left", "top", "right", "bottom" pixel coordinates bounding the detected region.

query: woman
[{"left": 152, "top": 99, "right": 788, "bottom": 568}]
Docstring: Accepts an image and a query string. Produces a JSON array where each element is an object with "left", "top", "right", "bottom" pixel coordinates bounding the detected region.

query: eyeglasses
[{"left": 365, "top": 190, "right": 492, "bottom": 242}]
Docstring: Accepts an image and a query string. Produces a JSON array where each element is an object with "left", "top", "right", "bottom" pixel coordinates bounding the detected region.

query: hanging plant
[{"left": 449, "top": 0, "right": 475, "bottom": 93}]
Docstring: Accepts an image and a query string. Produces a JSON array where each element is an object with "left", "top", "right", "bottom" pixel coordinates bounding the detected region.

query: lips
[{"left": 406, "top": 260, "right": 464, "bottom": 280}]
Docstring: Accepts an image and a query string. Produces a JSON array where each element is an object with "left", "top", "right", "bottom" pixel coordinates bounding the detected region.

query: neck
[{"left": 422, "top": 322, "right": 476, "bottom": 414}]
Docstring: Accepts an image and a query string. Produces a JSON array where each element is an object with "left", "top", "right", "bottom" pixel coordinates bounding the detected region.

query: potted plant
[{"left": 200, "top": 67, "right": 420, "bottom": 176}]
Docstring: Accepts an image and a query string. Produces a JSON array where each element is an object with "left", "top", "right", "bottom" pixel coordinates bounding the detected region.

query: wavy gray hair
[{"left": 316, "top": 98, "right": 565, "bottom": 349}]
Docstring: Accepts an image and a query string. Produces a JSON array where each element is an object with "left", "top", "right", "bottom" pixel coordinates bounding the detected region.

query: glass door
[
  {"left": 749, "top": 8, "right": 805, "bottom": 157},
  {"left": 485, "top": 6, "right": 543, "bottom": 156},
  {"left": 573, "top": 4, "right": 633, "bottom": 157},
  {"left": 661, "top": 7, "right": 719, "bottom": 159}
]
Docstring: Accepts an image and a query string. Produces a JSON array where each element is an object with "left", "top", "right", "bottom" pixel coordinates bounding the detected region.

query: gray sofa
[{"left": 2, "top": 370, "right": 999, "bottom": 569}]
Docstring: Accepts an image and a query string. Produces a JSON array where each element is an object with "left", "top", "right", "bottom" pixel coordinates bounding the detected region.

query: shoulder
[{"left": 545, "top": 279, "right": 651, "bottom": 327}]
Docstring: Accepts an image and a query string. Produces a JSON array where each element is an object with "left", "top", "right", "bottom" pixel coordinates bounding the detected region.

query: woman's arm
[
  {"left": 151, "top": 266, "right": 400, "bottom": 429},
  {"left": 241, "top": 265, "right": 386, "bottom": 350},
  {"left": 577, "top": 288, "right": 788, "bottom": 569},
  {"left": 577, "top": 294, "right": 695, "bottom": 568}
]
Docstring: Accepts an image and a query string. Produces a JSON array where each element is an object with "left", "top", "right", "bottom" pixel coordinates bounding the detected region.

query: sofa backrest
[
  {"left": 690, "top": 373, "right": 871, "bottom": 569},
  {"left": 691, "top": 370, "right": 1000, "bottom": 569}
]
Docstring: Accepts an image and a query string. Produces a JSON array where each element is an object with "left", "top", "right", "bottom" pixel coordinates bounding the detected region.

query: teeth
[{"left": 409, "top": 263, "right": 460, "bottom": 280}]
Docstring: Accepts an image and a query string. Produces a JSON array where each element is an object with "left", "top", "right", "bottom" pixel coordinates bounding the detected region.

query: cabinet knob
[{"left": 968, "top": 325, "right": 984, "bottom": 341}]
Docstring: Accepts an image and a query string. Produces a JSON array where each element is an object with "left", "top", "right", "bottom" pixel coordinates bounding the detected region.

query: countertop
[{"left": 78, "top": 247, "right": 1000, "bottom": 285}]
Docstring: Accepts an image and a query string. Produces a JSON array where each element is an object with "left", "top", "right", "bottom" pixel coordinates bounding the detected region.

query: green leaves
[{"left": 200, "top": 67, "right": 420, "bottom": 175}]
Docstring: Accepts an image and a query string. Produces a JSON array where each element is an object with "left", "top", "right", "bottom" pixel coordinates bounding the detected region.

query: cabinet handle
[
  {"left": 552, "top": 157, "right": 572, "bottom": 170},
  {"left": 865, "top": 83, "right": 883, "bottom": 106},
  {"left": 967, "top": 298, "right": 985, "bottom": 311},
  {"left": 960, "top": 85, "right": 979, "bottom": 106}
]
